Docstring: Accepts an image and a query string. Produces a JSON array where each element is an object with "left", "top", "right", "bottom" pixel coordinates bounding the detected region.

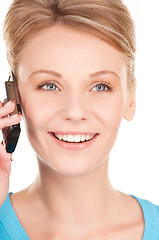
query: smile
[
  {"left": 53, "top": 133, "right": 96, "bottom": 143},
  {"left": 48, "top": 132, "right": 99, "bottom": 150}
]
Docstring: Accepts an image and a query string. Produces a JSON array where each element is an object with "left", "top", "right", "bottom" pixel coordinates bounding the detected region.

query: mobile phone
[{"left": 2, "top": 72, "right": 22, "bottom": 153}]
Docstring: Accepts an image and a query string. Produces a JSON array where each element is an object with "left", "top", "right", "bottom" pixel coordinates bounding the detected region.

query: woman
[{"left": 0, "top": 0, "right": 159, "bottom": 239}]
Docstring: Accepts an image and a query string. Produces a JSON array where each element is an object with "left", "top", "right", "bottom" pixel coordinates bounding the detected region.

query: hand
[{"left": 0, "top": 100, "right": 21, "bottom": 207}]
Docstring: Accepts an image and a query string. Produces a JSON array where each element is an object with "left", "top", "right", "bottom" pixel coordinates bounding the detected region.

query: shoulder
[
  {"left": 131, "top": 195, "right": 159, "bottom": 238},
  {"left": 0, "top": 192, "right": 29, "bottom": 240},
  {"left": 0, "top": 192, "right": 12, "bottom": 220},
  {"left": 131, "top": 195, "right": 159, "bottom": 217},
  {"left": 0, "top": 193, "right": 13, "bottom": 239}
]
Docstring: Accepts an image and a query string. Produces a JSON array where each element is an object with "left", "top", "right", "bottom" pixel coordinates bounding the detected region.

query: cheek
[
  {"left": 90, "top": 94, "right": 125, "bottom": 129},
  {"left": 21, "top": 92, "right": 61, "bottom": 129}
]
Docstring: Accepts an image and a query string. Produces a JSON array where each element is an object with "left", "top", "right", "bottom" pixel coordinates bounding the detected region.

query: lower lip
[{"left": 48, "top": 132, "right": 99, "bottom": 150}]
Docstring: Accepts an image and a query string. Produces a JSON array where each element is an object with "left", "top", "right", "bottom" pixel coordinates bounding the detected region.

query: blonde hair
[{"left": 3, "top": 0, "right": 136, "bottom": 89}]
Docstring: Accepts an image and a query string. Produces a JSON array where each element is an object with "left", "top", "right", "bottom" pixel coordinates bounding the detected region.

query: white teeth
[
  {"left": 63, "top": 135, "right": 68, "bottom": 141},
  {"left": 86, "top": 135, "right": 90, "bottom": 140},
  {"left": 54, "top": 133, "right": 95, "bottom": 143},
  {"left": 73, "top": 135, "right": 81, "bottom": 142},
  {"left": 80, "top": 135, "right": 86, "bottom": 142},
  {"left": 67, "top": 135, "right": 74, "bottom": 142},
  {"left": 58, "top": 135, "right": 63, "bottom": 140}
]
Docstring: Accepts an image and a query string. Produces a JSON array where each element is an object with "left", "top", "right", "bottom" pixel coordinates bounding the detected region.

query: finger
[
  {"left": 0, "top": 143, "right": 11, "bottom": 207},
  {"left": 0, "top": 100, "right": 16, "bottom": 118},
  {"left": 0, "top": 141, "right": 13, "bottom": 160},
  {"left": 0, "top": 144, "right": 11, "bottom": 170},
  {"left": 0, "top": 114, "right": 21, "bottom": 130},
  {"left": 2, "top": 99, "right": 7, "bottom": 107}
]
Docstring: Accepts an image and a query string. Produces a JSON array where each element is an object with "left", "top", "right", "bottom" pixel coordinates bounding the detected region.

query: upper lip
[{"left": 50, "top": 131, "right": 99, "bottom": 136}]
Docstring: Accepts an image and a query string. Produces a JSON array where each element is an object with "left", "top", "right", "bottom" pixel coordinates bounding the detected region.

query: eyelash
[
  {"left": 92, "top": 81, "right": 113, "bottom": 92},
  {"left": 36, "top": 81, "right": 114, "bottom": 92}
]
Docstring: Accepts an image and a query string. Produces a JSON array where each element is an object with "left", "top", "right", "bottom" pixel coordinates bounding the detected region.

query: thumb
[{"left": 0, "top": 142, "right": 11, "bottom": 173}]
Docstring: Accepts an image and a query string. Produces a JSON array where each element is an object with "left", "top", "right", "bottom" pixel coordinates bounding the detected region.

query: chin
[{"left": 37, "top": 154, "right": 103, "bottom": 177}]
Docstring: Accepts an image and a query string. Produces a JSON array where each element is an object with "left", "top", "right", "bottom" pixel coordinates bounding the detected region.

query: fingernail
[
  {"left": 7, "top": 153, "right": 13, "bottom": 161},
  {"left": 5, "top": 99, "right": 15, "bottom": 107},
  {"left": 10, "top": 113, "right": 21, "bottom": 118}
]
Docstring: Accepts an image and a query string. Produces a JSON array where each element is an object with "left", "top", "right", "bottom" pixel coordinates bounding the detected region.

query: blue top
[{"left": 0, "top": 193, "right": 159, "bottom": 239}]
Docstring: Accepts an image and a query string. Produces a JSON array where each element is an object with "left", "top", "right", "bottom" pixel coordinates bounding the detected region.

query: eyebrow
[{"left": 29, "top": 69, "right": 120, "bottom": 80}]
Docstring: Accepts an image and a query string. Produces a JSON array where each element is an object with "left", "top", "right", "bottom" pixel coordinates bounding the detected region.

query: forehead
[{"left": 18, "top": 24, "right": 127, "bottom": 81}]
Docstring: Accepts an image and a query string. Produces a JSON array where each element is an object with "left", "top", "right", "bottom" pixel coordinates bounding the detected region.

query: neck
[{"left": 28, "top": 157, "right": 120, "bottom": 231}]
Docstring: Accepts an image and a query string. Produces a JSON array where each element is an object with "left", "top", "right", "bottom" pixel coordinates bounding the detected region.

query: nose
[{"left": 62, "top": 93, "right": 88, "bottom": 122}]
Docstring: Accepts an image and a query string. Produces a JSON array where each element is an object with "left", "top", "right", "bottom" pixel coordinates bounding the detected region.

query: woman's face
[{"left": 17, "top": 25, "right": 135, "bottom": 176}]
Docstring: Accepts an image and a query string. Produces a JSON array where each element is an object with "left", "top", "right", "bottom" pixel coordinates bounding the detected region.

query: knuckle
[{"left": 0, "top": 119, "right": 14, "bottom": 130}]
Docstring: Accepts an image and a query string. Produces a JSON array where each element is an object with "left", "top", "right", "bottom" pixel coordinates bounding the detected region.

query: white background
[{"left": 0, "top": 1, "right": 159, "bottom": 204}]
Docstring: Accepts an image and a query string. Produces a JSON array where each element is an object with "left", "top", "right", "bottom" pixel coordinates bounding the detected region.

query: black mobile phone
[{"left": 2, "top": 72, "right": 22, "bottom": 153}]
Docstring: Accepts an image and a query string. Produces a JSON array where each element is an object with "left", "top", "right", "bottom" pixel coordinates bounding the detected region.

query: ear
[{"left": 123, "top": 90, "right": 136, "bottom": 121}]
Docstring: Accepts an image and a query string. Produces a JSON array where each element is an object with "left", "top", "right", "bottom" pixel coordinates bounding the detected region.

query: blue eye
[
  {"left": 92, "top": 83, "right": 111, "bottom": 92},
  {"left": 38, "top": 83, "right": 59, "bottom": 91},
  {"left": 37, "top": 81, "right": 113, "bottom": 92}
]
